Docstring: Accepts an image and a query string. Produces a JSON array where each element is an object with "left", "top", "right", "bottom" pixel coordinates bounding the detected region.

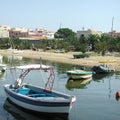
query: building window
[{"left": 81, "top": 34, "right": 84, "bottom": 37}]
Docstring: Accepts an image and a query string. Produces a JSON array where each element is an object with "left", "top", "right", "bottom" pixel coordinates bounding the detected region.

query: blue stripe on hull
[
  {"left": 5, "top": 98, "right": 69, "bottom": 118},
  {"left": 5, "top": 88, "right": 70, "bottom": 107}
]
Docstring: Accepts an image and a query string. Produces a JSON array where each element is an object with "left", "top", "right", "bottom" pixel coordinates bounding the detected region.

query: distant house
[
  {"left": 0, "top": 25, "right": 10, "bottom": 38},
  {"left": 0, "top": 25, "right": 55, "bottom": 40},
  {"left": 0, "top": 29, "right": 9, "bottom": 38},
  {"left": 20, "top": 29, "right": 55, "bottom": 45},
  {"left": 76, "top": 29, "right": 102, "bottom": 39},
  {"left": 108, "top": 30, "right": 120, "bottom": 38},
  {"left": 9, "top": 28, "right": 28, "bottom": 38}
]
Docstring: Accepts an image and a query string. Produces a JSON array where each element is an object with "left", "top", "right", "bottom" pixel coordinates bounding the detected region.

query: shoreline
[{"left": 0, "top": 49, "right": 120, "bottom": 72}]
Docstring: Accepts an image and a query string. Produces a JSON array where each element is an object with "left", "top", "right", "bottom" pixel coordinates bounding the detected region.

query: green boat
[{"left": 66, "top": 70, "right": 93, "bottom": 80}]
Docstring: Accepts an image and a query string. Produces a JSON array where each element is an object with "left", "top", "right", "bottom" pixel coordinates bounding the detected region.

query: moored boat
[
  {"left": 92, "top": 64, "right": 115, "bottom": 74},
  {"left": 4, "top": 64, "right": 76, "bottom": 116},
  {"left": 66, "top": 69, "right": 93, "bottom": 80},
  {"left": 92, "top": 59, "right": 116, "bottom": 74}
]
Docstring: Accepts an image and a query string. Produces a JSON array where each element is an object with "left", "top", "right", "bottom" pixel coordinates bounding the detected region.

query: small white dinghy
[{"left": 66, "top": 69, "right": 93, "bottom": 80}]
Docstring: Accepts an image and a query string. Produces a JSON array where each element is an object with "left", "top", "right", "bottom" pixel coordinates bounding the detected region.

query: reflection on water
[
  {"left": 2, "top": 55, "right": 120, "bottom": 120},
  {"left": 7, "top": 56, "right": 23, "bottom": 61},
  {"left": 115, "top": 96, "right": 120, "bottom": 101},
  {"left": 4, "top": 56, "right": 36, "bottom": 67},
  {"left": 115, "top": 92, "right": 120, "bottom": 101},
  {"left": 4, "top": 99, "right": 69, "bottom": 120},
  {"left": 0, "top": 71, "right": 6, "bottom": 81},
  {"left": 66, "top": 77, "right": 92, "bottom": 90},
  {"left": 93, "top": 73, "right": 113, "bottom": 81}
]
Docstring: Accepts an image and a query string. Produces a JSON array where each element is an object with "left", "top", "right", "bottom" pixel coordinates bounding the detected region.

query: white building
[
  {"left": 0, "top": 28, "right": 9, "bottom": 38},
  {"left": 11, "top": 27, "right": 28, "bottom": 32},
  {"left": 46, "top": 30, "right": 55, "bottom": 39},
  {"left": 0, "top": 25, "right": 11, "bottom": 30},
  {"left": 76, "top": 29, "right": 102, "bottom": 39},
  {"left": 28, "top": 29, "right": 55, "bottom": 39}
]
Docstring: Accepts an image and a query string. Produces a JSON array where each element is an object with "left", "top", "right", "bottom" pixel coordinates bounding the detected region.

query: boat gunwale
[{"left": 4, "top": 84, "right": 76, "bottom": 105}]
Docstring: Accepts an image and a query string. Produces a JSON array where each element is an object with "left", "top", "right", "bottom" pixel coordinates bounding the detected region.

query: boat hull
[
  {"left": 66, "top": 70, "right": 93, "bottom": 80},
  {"left": 4, "top": 98, "right": 69, "bottom": 119},
  {"left": 67, "top": 73, "right": 92, "bottom": 79},
  {"left": 4, "top": 84, "right": 76, "bottom": 114},
  {"left": 92, "top": 65, "right": 115, "bottom": 74}
]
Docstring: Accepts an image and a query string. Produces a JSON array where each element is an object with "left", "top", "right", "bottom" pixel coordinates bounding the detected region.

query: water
[{"left": 0, "top": 56, "right": 120, "bottom": 120}]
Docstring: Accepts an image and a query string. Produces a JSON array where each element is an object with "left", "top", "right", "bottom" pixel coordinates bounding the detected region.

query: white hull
[{"left": 6, "top": 95, "right": 71, "bottom": 113}]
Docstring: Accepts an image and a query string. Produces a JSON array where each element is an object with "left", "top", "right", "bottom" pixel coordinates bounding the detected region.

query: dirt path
[{"left": 0, "top": 50, "right": 120, "bottom": 72}]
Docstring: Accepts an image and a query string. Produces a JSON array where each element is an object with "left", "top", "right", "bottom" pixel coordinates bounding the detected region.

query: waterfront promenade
[{"left": 0, "top": 50, "right": 120, "bottom": 71}]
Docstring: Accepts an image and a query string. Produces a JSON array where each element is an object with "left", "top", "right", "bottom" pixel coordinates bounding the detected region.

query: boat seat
[
  {"left": 28, "top": 93, "right": 46, "bottom": 97},
  {"left": 17, "top": 88, "right": 31, "bottom": 95}
]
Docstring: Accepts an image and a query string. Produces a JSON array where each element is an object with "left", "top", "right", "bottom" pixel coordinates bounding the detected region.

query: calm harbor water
[{"left": 0, "top": 55, "right": 120, "bottom": 120}]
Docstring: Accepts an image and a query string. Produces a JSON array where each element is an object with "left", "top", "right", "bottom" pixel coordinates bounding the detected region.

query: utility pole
[
  {"left": 111, "top": 16, "right": 114, "bottom": 37},
  {"left": 59, "top": 22, "right": 62, "bottom": 29}
]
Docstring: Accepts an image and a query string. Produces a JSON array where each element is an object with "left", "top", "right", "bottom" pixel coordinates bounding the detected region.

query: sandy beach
[{"left": 0, "top": 49, "right": 120, "bottom": 72}]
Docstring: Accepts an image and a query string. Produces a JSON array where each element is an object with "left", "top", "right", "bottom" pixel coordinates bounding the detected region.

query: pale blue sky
[{"left": 0, "top": 0, "right": 120, "bottom": 32}]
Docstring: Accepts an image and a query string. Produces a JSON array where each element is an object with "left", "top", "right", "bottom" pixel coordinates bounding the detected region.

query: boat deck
[
  {"left": 14, "top": 87, "right": 66, "bottom": 100},
  {"left": 17, "top": 88, "right": 55, "bottom": 97}
]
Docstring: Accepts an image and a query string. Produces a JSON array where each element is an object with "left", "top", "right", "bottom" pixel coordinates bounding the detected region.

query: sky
[{"left": 0, "top": 0, "right": 120, "bottom": 32}]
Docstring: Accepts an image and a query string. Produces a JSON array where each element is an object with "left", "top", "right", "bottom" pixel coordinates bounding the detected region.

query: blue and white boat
[{"left": 4, "top": 64, "right": 76, "bottom": 116}]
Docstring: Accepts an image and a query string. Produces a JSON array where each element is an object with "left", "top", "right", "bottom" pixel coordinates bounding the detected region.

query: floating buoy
[
  {"left": 116, "top": 91, "right": 120, "bottom": 97},
  {"left": 115, "top": 92, "right": 120, "bottom": 101}
]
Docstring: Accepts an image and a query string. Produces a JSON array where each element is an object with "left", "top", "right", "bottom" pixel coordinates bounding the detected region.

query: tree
[
  {"left": 88, "top": 34, "right": 100, "bottom": 51},
  {"left": 54, "top": 28, "right": 77, "bottom": 52},
  {"left": 54, "top": 28, "right": 76, "bottom": 39},
  {"left": 94, "top": 34, "right": 110, "bottom": 55},
  {"left": 20, "top": 40, "right": 31, "bottom": 49},
  {"left": 96, "top": 41, "right": 108, "bottom": 55},
  {"left": 114, "top": 37, "right": 120, "bottom": 52},
  {"left": 0, "top": 38, "right": 10, "bottom": 49},
  {"left": 79, "top": 36, "right": 88, "bottom": 53}
]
